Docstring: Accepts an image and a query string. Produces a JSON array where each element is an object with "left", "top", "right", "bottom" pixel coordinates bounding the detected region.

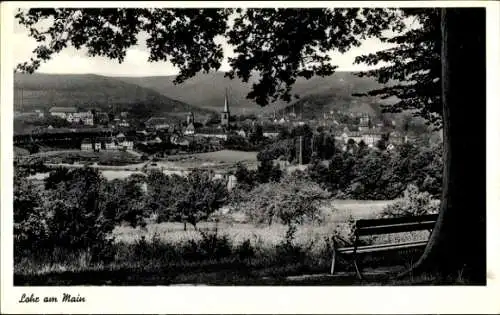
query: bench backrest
[{"left": 355, "top": 214, "right": 438, "bottom": 236}]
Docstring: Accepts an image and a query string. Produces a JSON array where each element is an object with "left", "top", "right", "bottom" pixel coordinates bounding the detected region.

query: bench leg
[
  {"left": 353, "top": 233, "right": 363, "bottom": 280},
  {"left": 331, "top": 248, "right": 336, "bottom": 275},
  {"left": 353, "top": 256, "right": 363, "bottom": 280}
]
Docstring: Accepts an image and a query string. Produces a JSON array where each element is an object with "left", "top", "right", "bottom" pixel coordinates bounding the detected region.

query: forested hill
[
  {"left": 14, "top": 73, "right": 215, "bottom": 120},
  {"left": 119, "top": 71, "right": 398, "bottom": 118}
]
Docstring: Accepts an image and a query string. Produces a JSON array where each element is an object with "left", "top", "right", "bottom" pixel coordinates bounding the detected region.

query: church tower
[
  {"left": 221, "top": 88, "right": 230, "bottom": 127},
  {"left": 187, "top": 112, "right": 194, "bottom": 125}
]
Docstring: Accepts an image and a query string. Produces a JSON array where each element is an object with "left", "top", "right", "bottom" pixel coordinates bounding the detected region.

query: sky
[{"left": 13, "top": 11, "right": 399, "bottom": 77}]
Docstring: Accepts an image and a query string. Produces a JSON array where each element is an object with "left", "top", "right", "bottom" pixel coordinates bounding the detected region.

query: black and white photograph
[{"left": 1, "top": 1, "right": 499, "bottom": 313}]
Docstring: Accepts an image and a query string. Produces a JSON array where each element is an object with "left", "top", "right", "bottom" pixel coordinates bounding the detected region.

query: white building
[
  {"left": 81, "top": 139, "right": 93, "bottom": 151},
  {"left": 49, "top": 107, "right": 93, "bottom": 125},
  {"left": 69, "top": 111, "right": 94, "bottom": 125},
  {"left": 49, "top": 107, "right": 77, "bottom": 120}
]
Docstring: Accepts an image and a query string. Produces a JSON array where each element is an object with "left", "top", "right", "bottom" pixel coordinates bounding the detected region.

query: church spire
[
  {"left": 224, "top": 88, "right": 229, "bottom": 113},
  {"left": 221, "top": 88, "right": 230, "bottom": 127}
]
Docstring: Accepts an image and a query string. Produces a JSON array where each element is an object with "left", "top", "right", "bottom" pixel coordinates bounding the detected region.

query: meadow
[
  {"left": 14, "top": 198, "right": 432, "bottom": 285},
  {"left": 19, "top": 149, "right": 142, "bottom": 166},
  {"left": 159, "top": 149, "right": 259, "bottom": 169},
  {"left": 113, "top": 199, "right": 394, "bottom": 245}
]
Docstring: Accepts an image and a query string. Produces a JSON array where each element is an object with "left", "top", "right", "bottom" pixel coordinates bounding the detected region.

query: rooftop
[
  {"left": 145, "top": 117, "right": 171, "bottom": 125},
  {"left": 49, "top": 107, "right": 77, "bottom": 113}
]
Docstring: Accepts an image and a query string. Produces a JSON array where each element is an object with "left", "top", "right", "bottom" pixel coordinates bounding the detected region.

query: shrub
[
  {"left": 379, "top": 184, "right": 440, "bottom": 218},
  {"left": 15, "top": 167, "right": 148, "bottom": 261},
  {"left": 234, "top": 175, "right": 330, "bottom": 226},
  {"left": 275, "top": 225, "right": 308, "bottom": 265},
  {"left": 13, "top": 174, "right": 51, "bottom": 258},
  {"left": 235, "top": 239, "right": 255, "bottom": 260}
]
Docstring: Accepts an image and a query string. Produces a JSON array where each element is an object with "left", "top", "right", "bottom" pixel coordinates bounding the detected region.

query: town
[
  {"left": 14, "top": 90, "right": 416, "bottom": 165},
  {"left": 10, "top": 5, "right": 487, "bottom": 293}
]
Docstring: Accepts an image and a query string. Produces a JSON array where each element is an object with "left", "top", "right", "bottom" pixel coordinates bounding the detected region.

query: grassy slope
[
  {"left": 14, "top": 73, "right": 215, "bottom": 119},
  {"left": 119, "top": 71, "right": 399, "bottom": 117}
]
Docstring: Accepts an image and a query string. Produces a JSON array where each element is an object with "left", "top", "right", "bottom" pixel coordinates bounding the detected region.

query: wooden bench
[{"left": 331, "top": 214, "right": 438, "bottom": 279}]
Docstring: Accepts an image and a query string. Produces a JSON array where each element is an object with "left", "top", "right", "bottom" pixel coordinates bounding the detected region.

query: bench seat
[
  {"left": 337, "top": 240, "right": 429, "bottom": 254},
  {"left": 331, "top": 214, "right": 438, "bottom": 278}
]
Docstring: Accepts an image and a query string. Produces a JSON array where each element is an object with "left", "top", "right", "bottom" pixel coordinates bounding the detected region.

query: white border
[{"left": 2, "top": 1, "right": 500, "bottom": 314}]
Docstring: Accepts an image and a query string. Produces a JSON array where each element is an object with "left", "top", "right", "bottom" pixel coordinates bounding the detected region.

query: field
[
  {"left": 19, "top": 149, "right": 142, "bottom": 166},
  {"left": 114, "top": 199, "right": 395, "bottom": 244},
  {"left": 14, "top": 198, "right": 438, "bottom": 285},
  {"left": 159, "top": 150, "right": 259, "bottom": 169}
]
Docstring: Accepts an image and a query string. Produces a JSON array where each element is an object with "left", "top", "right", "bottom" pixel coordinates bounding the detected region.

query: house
[
  {"left": 70, "top": 111, "right": 94, "bottom": 125},
  {"left": 170, "top": 135, "right": 192, "bottom": 147},
  {"left": 49, "top": 107, "right": 77, "bottom": 120},
  {"left": 115, "top": 134, "right": 134, "bottom": 150},
  {"left": 120, "top": 120, "right": 130, "bottom": 127},
  {"left": 104, "top": 139, "right": 118, "bottom": 150},
  {"left": 34, "top": 109, "right": 44, "bottom": 118},
  {"left": 94, "top": 112, "right": 109, "bottom": 125},
  {"left": 145, "top": 117, "right": 170, "bottom": 130},
  {"left": 119, "top": 139, "right": 134, "bottom": 150},
  {"left": 361, "top": 131, "right": 383, "bottom": 147},
  {"left": 81, "top": 138, "right": 93, "bottom": 151},
  {"left": 147, "top": 136, "right": 163, "bottom": 145},
  {"left": 49, "top": 107, "right": 94, "bottom": 125},
  {"left": 262, "top": 126, "right": 280, "bottom": 138},
  {"left": 195, "top": 127, "right": 228, "bottom": 140},
  {"left": 184, "top": 122, "right": 196, "bottom": 135},
  {"left": 323, "top": 111, "right": 336, "bottom": 120},
  {"left": 236, "top": 128, "right": 247, "bottom": 138},
  {"left": 335, "top": 130, "right": 382, "bottom": 147}
]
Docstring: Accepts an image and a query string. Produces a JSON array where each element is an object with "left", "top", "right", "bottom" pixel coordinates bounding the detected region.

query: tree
[
  {"left": 407, "top": 8, "right": 485, "bottom": 282},
  {"left": 101, "top": 177, "right": 148, "bottom": 228},
  {"left": 14, "top": 172, "right": 49, "bottom": 252},
  {"left": 235, "top": 174, "right": 330, "bottom": 226},
  {"left": 16, "top": 7, "right": 486, "bottom": 282},
  {"left": 170, "top": 170, "right": 228, "bottom": 230},
  {"left": 256, "top": 158, "right": 275, "bottom": 183},
  {"left": 354, "top": 9, "right": 442, "bottom": 129},
  {"left": 44, "top": 167, "right": 73, "bottom": 190},
  {"left": 233, "top": 162, "right": 257, "bottom": 191},
  {"left": 249, "top": 124, "right": 264, "bottom": 144}
]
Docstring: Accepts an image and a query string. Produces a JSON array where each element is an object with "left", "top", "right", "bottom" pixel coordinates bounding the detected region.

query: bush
[
  {"left": 234, "top": 174, "right": 330, "bottom": 226},
  {"left": 379, "top": 184, "right": 440, "bottom": 218},
  {"left": 14, "top": 174, "right": 51, "bottom": 257},
  {"left": 235, "top": 239, "right": 255, "bottom": 260},
  {"left": 15, "top": 167, "right": 148, "bottom": 262},
  {"left": 307, "top": 142, "right": 443, "bottom": 200}
]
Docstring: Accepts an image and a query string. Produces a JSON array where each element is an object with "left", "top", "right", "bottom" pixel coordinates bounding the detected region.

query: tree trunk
[{"left": 403, "top": 8, "right": 486, "bottom": 283}]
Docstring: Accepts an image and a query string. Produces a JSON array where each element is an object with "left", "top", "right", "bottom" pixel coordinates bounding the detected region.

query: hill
[
  {"left": 14, "top": 73, "right": 215, "bottom": 120},
  {"left": 118, "top": 71, "right": 398, "bottom": 118}
]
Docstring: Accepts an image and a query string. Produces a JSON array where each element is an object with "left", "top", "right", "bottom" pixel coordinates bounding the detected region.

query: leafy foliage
[
  {"left": 379, "top": 184, "right": 440, "bottom": 218},
  {"left": 168, "top": 170, "right": 229, "bottom": 229},
  {"left": 15, "top": 167, "right": 149, "bottom": 261},
  {"left": 234, "top": 174, "right": 330, "bottom": 226},
  {"left": 16, "top": 8, "right": 402, "bottom": 107},
  {"left": 14, "top": 173, "right": 50, "bottom": 251},
  {"left": 307, "top": 141, "right": 443, "bottom": 200},
  {"left": 233, "top": 162, "right": 257, "bottom": 191},
  {"left": 354, "top": 9, "right": 442, "bottom": 128}
]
